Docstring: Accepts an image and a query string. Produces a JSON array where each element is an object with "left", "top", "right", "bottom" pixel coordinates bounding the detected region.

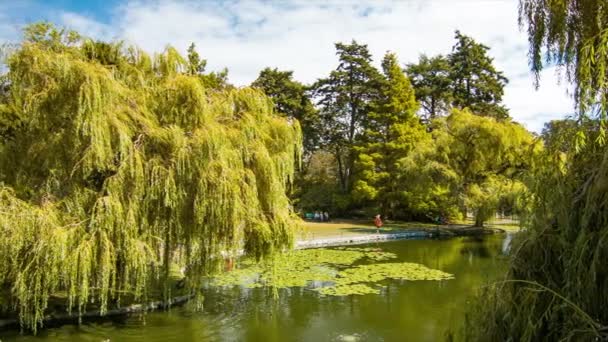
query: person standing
[{"left": 374, "top": 214, "right": 383, "bottom": 234}]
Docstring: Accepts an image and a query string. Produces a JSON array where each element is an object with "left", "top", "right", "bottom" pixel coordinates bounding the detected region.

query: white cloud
[
  {"left": 504, "top": 67, "right": 576, "bottom": 132},
  {"left": 1, "top": 0, "right": 576, "bottom": 132},
  {"left": 60, "top": 12, "right": 115, "bottom": 40}
]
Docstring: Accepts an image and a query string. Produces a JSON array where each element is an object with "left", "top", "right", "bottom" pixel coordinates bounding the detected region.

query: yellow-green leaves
[
  {"left": 213, "top": 247, "right": 454, "bottom": 297},
  {"left": 0, "top": 24, "right": 302, "bottom": 332}
]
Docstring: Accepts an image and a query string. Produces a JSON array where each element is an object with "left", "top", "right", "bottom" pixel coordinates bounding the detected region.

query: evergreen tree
[
  {"left": 406, "top": 54, "right": 452, "bottom": 121},
  {"left": 252, "top": 68, "right": 319, "bottom": 154},
  {"left": 312, "top": 40, "right": 383, "bottom": 193},
  {"left": 448, "top": 31, "right": 509, "bottom": 119},
  {"left": 352, "top": 52, "right": 427, "bottom": 218}
]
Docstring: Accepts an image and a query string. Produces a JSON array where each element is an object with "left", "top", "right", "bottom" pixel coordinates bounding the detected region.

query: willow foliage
[
  {"left": 457, "top": 2, "right": 608, "bottom": 339},
  {"left": 519, "top": 0, "right": 608, "bottom": 142},
  {"left": 0, "top": 24, "right": 301, "bottom": 332},
  {"left": 424, "top": 110, "right": 536, "bottom": 225},
  {"left": 459, "top": 125, "right": 608, "bottom": 341}
]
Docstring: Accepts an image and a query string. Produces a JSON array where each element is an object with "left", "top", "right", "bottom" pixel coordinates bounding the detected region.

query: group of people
[
  {"left": 305, "top": 212, "right": 383, "bottom": 231},
  {"left": 305, "top": 211, "right": 330, "bottom": 222}
]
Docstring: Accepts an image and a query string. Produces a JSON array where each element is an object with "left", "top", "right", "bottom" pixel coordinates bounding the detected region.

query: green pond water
[{"left": 1, "top": 234, "right": 512, "bottom": 342}]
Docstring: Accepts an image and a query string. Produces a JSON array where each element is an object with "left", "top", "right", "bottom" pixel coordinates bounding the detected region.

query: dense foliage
[
  {"left": 251, "top": 68, "right": 319, "bottom": 155},
  {"left": 0, "top": 23, "right": 301, "bottom": 331},
  {"left": 352, "top": 52, "right": 426, "bottom": 219},
  {"left": 312, "top": 41, "right": 383, "bottom": 195},
  {"left": 430, "top": 110, "right": 535, "bottom": 226},
  {"left": 0, "top": 17, "right": 556, "bottom": 336},
  {"left": 406, "top": 54, "right": 452, "bottom": 121},
  {"left": 461, "top": 119, "right": 608, "bottom": 341},
  {"left": 407, "top": 31, "right": 509, "bottom": 121},
  {"left": 459, "top": 0, "right": 608, "bottom": 340},
  {"left": 290, "top": 34, "right": 531, "bottom": 224}
]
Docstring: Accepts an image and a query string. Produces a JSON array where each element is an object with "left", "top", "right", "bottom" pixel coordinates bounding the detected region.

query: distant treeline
[{"left": 251, "top": 31, "right": 537, "bottom": 225}]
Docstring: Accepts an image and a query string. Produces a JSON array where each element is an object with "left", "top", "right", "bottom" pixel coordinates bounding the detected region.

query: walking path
[
  {"left": 296, "top": 219, "right": 514, "bottom": 249},
  {"left": 296, "top": 229, "right": 435, "bottom": 248}
]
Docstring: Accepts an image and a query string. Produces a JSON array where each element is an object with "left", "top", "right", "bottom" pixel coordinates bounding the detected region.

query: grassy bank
[{"left": 299, "top": 218, "right": 519, "bottom": 241}]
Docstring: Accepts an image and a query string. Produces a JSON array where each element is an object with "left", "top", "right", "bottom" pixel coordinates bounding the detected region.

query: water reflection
[
  {"left": 502, "top": 233, "right": 514, "bottom": 253},
  {"left": 1, "top": 235, "right": 510, "bottom": 342}
]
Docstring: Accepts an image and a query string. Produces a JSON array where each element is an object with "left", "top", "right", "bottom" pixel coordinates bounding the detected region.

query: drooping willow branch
[{"left": 0, "top": 24, "right": 302, "bottom": 332}]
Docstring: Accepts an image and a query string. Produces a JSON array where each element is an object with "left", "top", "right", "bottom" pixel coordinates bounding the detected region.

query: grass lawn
[
  {"left": 298, "top": 218, "right": 521, "bottom": 240},
  {"left": 298, "top": 219, "right": 438, "bottom": 240},
  {"left": 457, "top": 217, "right": 522, "bottom": 232}
]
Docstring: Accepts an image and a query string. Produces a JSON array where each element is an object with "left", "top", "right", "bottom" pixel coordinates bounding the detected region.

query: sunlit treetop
[{"left": 0, "top": 22, "right": 302, "bottom": 332}]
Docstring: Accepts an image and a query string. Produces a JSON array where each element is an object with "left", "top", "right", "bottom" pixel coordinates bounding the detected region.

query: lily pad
[
  {"left": 211, "top": 247, "right": 454, "bottom": 296},
  {"left": 318, "top": 284, "right": 380, "bottom": 296}
]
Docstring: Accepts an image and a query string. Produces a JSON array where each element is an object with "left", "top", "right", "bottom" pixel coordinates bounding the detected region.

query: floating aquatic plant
[
  {"left": 212, "top": 247, "right": 454, "bottom": 296},
  {"left": 318, "top": 284, "right": 380, "bottom": 296},
  {"left": 332, "top": 262, "right": 454, "bottom": 286}
]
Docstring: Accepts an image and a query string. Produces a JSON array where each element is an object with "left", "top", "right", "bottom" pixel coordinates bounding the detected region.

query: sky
[{"left": 0, "top": 0, "right": 576, "bottom": 132}]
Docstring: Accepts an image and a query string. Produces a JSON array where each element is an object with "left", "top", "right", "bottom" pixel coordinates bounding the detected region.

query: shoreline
[
  {"left": 0, "top": 294, "right": 194, "bottom": 330},
  {"left": 296, "top": 230, "right": 435, "bottom": 249},
  {"left": 0, "top": 225, "right": 506, "bottom": 332},
  {"left": 297, "top": 225, "right": 506, "bottom": 249}
]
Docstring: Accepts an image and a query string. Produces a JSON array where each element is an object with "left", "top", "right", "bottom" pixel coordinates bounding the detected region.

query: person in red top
[{"left": 374, "top": 214, "right": 383, "bottom": 234}]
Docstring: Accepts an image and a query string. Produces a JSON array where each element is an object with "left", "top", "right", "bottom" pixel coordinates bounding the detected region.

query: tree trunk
[
  {"left": 335, "top": 147, "right": 347, "bottom": 192},
  {"left": 344, "top": 152, "right": 353, "bottom": 192},
  {"left": 474, "top": 215, "right": 484, "bottom": 228}
]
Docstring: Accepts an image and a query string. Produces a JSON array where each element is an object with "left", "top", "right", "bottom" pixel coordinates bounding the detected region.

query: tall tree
[
  {"left": 432, "top": 109, "right": 535, "bottom": 226},
  {"left": 0, "top": 24, "right": 301, "bottom": 332},
  {"left": 251, "top": 68, "right": 319, "bottom": 154},
  {"left": 352, "top": 52, "right": 427, "bottom": 218},
  {"left": 448, "top": 31, "right": 509, "bottom": 119},
  {"left": 406, "top": 54, "right": 452, "bottom": 121},
  {"left": 312, "top": 40, "right": 383, "bottom": 193}
]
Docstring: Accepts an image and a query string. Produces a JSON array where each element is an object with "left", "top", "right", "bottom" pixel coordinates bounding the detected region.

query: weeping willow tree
[
  {"left": 0, "top": 23, "right": 302, "bottom": 332},
  {"left": 520, "top": 0, "right": 608, "bottom": 143},
  {"left": 458, "top": 1, "right": 608, "bottom": 340}
]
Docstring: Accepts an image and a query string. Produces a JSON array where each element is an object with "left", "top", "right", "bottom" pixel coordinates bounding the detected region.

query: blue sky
[
  {"left": 2, "top": 0, "right": 119, "bottom": 23},
  {"left": 0, "top": 0, "right": 575, "bottom": 132}
]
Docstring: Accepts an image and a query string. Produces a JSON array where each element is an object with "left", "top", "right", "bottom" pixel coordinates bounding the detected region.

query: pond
[{"left": 1, "top": 234, "right": 511, "bottom": 342}]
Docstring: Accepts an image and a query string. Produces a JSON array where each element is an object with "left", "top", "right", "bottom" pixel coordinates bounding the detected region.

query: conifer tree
[
  {"left": 186, "top": 42, "right": 207, "bottom": 75},
  {"left": 448, "top": 31, "right": 509, "bottom": 119},
  {"left": 406, "top": 54, "right": 452, "bottom": 121},
  {"left": 352, "top": 52, "right": 427, "bottom": 218},
  {"left": 312, "top": 40, "right": 383, "bottom": 193}
]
